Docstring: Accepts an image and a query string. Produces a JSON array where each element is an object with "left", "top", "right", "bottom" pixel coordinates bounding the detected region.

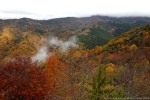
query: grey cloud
[{"left": 0, "top": 10, "right": 35, "bottom": 15}]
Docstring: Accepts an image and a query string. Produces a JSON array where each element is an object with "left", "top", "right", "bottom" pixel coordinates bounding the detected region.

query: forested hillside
[{"left": 0, "top": 16, "right": 150, "bottom": 99}]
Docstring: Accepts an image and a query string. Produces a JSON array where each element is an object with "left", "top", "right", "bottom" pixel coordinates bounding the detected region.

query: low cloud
[
  {"left": 49, "top": 35, "right": 79, "bottom": 52},
  {"left": 59, "top": 36, "right": 78, "bottom": 52},
  {"left": 49, "top": 37, "right": 63, "bottom": 48},
  {"left": 32, "top": 35, "right": 79, "bottom": 63},
  {"left": 32, "top": 46, "right": 49, "bottom": 63}
]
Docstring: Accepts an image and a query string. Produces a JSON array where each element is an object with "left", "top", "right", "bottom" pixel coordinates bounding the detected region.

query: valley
[{"left": 0, "top": 16, "right": 150, "bottom": 99}]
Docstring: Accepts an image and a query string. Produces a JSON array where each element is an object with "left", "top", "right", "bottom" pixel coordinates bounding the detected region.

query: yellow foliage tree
[
  {"left": 130, "top": 44, "right": 137, "bottom": 51},
  {"left": 106, "top": 63, "right": 115, "bottom": 77},
  {"left": 73, "top": 51, "right": 82, "bottom": 58}
]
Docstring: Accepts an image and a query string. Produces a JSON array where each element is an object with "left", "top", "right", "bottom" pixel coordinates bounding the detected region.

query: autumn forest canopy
[{"left": 0, "top": 16, "right": 150, "bottom": 100}]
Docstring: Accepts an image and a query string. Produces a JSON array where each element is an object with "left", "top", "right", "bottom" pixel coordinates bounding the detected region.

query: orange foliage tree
[
  {"left": 44, "top": 56, "right": 67, "bottom": 98},
  {"left": 44, "top": 56, "right": 66, "bottom": 83},
  {"left": 0, "top": 56, "right": 49, "bottom": 99}
]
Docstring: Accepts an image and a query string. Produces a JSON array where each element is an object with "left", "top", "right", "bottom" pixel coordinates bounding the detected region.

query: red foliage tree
[
  {"left": 0, "top": 56, "right": 50, "bottom": 100},
  {"left": 108, "top": 53, "right": 119, "bottom": 59}
]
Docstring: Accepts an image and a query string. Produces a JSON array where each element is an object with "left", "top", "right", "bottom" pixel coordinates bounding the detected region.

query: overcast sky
[{"left": 0, "top": 0, "right": 150, "bottom": 19}]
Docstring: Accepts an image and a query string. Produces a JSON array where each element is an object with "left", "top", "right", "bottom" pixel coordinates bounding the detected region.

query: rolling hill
[{"left": 0, "top": 16, "right": 150, "bottom": 99}]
